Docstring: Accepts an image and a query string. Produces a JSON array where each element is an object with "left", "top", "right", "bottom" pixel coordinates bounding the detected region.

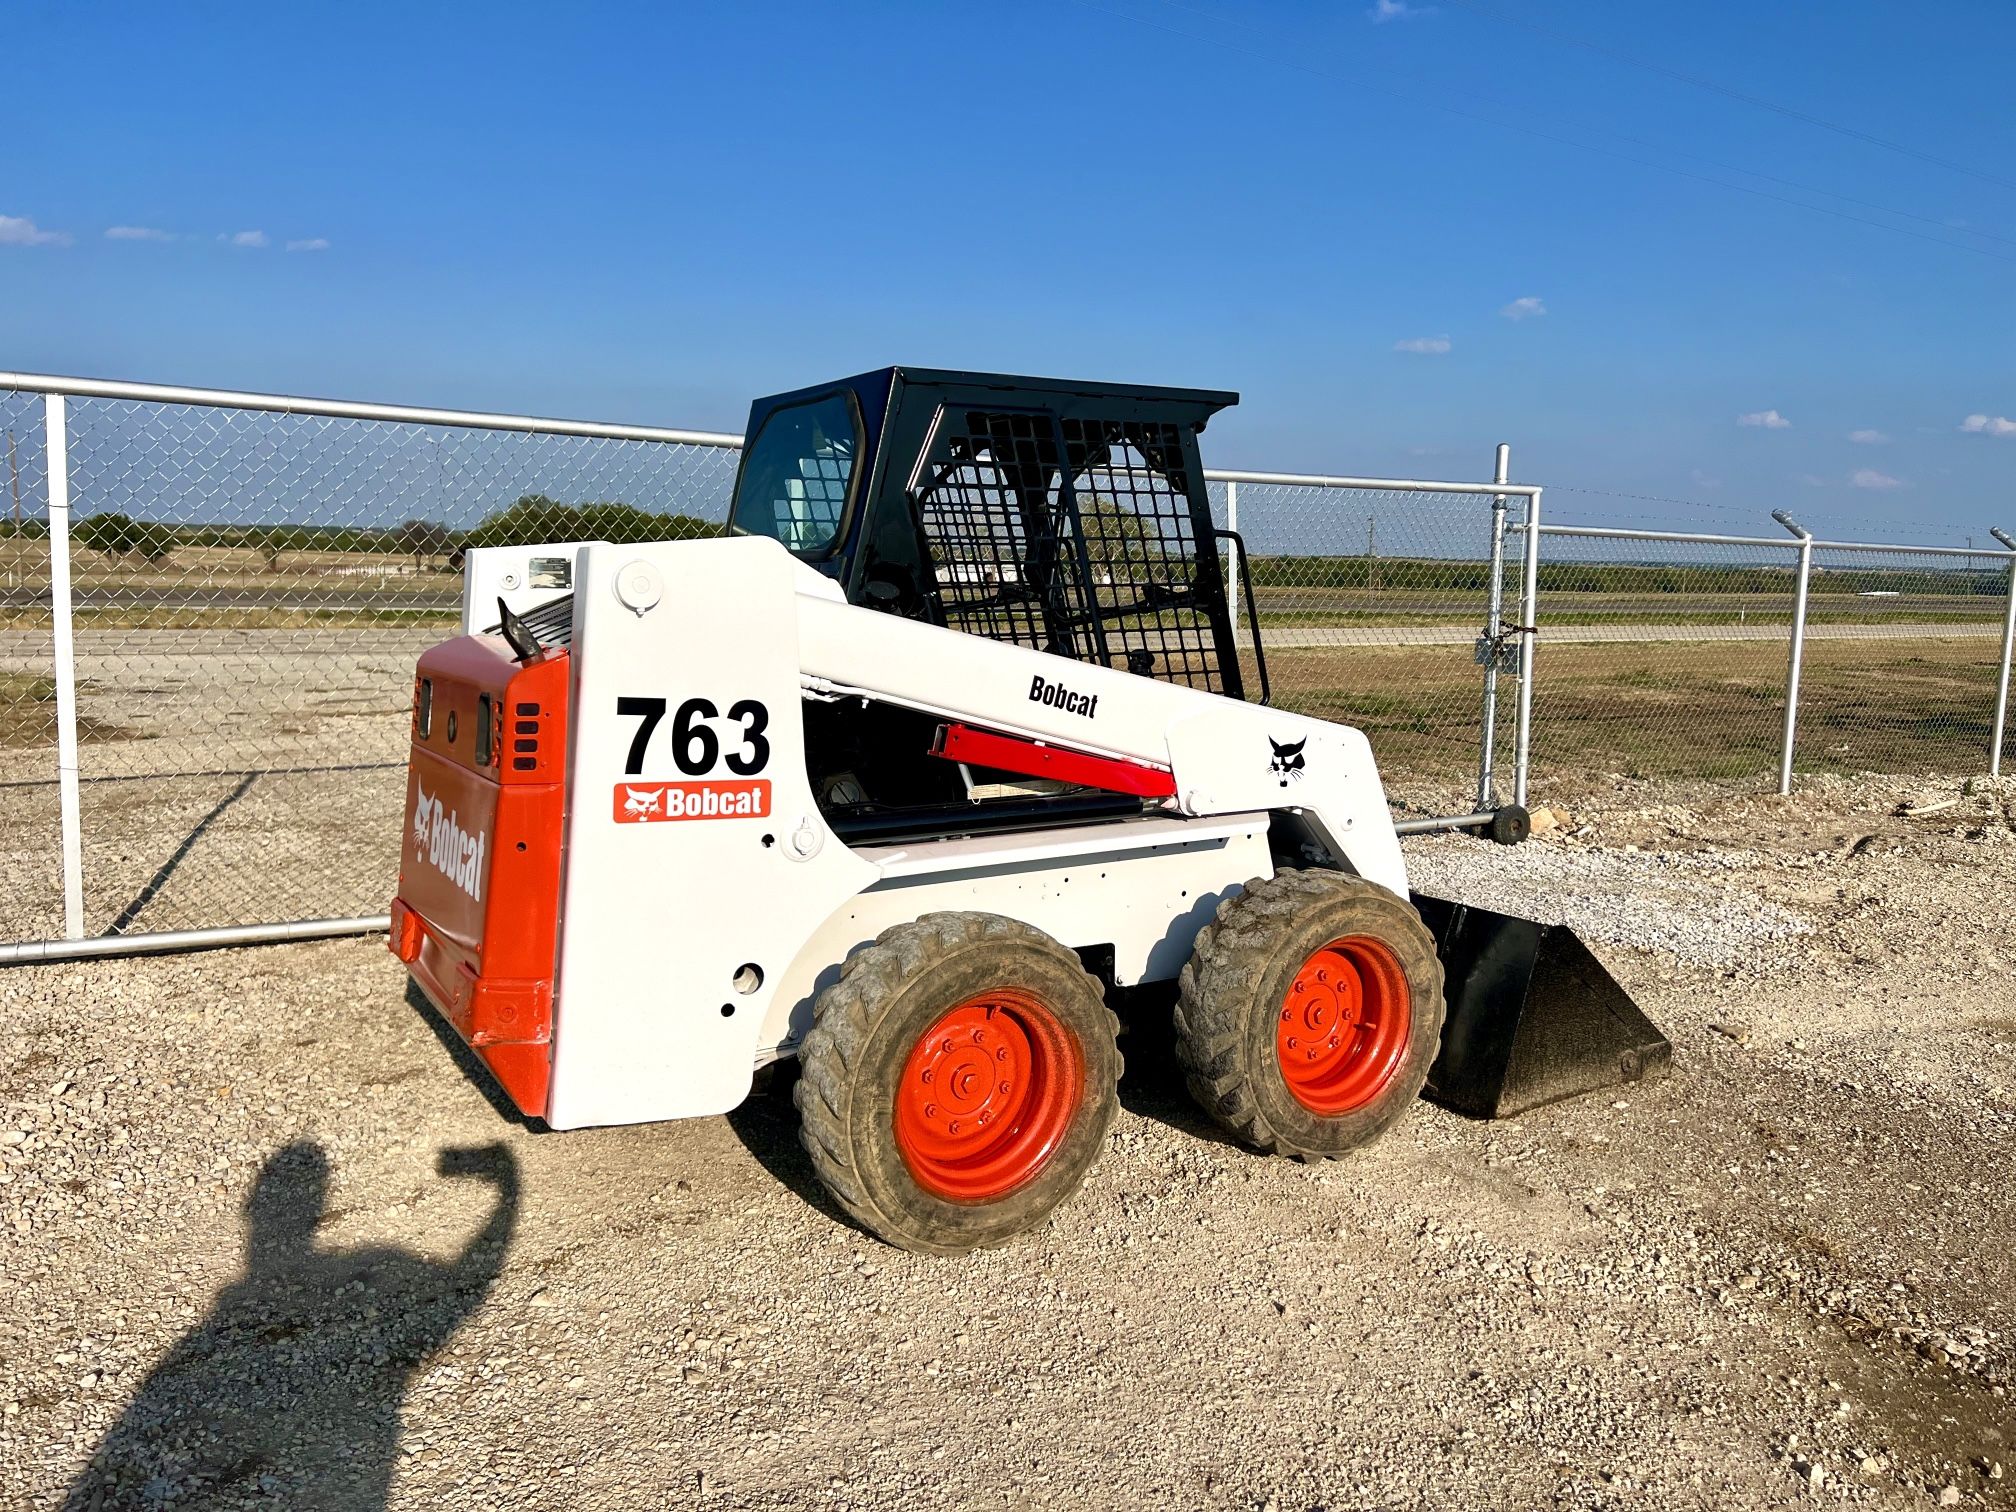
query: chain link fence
[
  {"left": 2, "top": 371, "right": 2010, "bottom": 962},
  {"left": 1, "top": 390, "right": 59, "bottom": 940},
  {"left": 1794, "top": 543, "right": 2014, "bottom": 777},
  {"left": 1517, "top": 525, "right": 2016, "bottom": 794},
  {"left": 0, "top": 381, "right": 742, "bottom": 953},
  {"left": 1519, "top": 527, "right": 1802, "bottom": 787}
]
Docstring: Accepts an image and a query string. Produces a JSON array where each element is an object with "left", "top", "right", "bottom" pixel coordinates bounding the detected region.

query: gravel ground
[{"left": 2, "top": 772, "right": 2013, "bottom": 1510}]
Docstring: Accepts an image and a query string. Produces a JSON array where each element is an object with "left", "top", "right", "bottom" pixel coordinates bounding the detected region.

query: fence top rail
[
  {"left": 1203, "top": 467, "right": 1541, "bottom": 498},
  {"left": 1808, "top": 538, "right": 2016, "bottom": 560},
  {"left": 1523, "top": 523, "right": 1797, "bottom": 549},
  {"left": 1520, "top": 522, "right": 2016, "bottom": 560},
  {"left": 0, "top": 371, "right": 748, "bottom": 448}
]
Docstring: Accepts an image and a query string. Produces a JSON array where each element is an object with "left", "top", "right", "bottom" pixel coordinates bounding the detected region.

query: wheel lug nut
[
  {"left": 1316, "top": 969, "right": 1328, "bottom": 982},
  {"left": 972, "top": 1028, "right": 985, "bottom": 1044},
  {"left": 995, "top": 1047, "right": 1009, "bottom": 1062},
  {"left": 925, "top": 1103, "right": 939, "bottom": 1119},
  {"left": 921, "top": 1070, "right": 934, "bottom": 1084},
  {"left": 941, "top": 1038, "right": 954, "bottom": 1053},
  {"left": 1287, "top": 1037, "right": 1299, "bottom": 1049},
  {"left": 949, "top": 1120, "right": 960, "bottom": 1134},
  {"left": 1280, "top": 1008, "right": 1292, "bottom": 1022}
]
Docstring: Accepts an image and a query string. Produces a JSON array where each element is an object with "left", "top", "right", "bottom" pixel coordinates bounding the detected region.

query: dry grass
[{"left": 1258, "top": 635, "right": 2006, "bottom": 784}]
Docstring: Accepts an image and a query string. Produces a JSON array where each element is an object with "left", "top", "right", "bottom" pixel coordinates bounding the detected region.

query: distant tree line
[
  {"left": 48, "top": 495, "right": 724, "bottom": 567},
  {"left": 1246, "top": 555, "right": 2008, "bottom": 597}
]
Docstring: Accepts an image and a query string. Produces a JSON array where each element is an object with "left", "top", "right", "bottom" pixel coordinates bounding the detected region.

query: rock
[{"left": 1938, "top": 1487, "right": 1960, "bottom": 1506}]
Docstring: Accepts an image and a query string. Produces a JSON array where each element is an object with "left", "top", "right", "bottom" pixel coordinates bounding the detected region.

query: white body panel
[
  {"left": 461, "top": 542, "right": 599, "bottom": 632},
  {"left": 544, "top": 539, "right": 877, "bottom": 1130},
  {"left": 754, "top": 812, "right": 1274, "bottom": 1059},
  {"left": 509, "top": 535, "right": 1409, "bottom": 1130},
  {"left": 792, "top": 579, "right": 1407, "bottom": 897}
]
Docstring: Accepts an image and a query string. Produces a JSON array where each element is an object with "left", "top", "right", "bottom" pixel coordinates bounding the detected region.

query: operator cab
[
  {"left": 725, "top": 368, "right": 1266, "bottom": 843},
  {"left": 726, "top": 367, "right": 1257, "bottom": 698}
]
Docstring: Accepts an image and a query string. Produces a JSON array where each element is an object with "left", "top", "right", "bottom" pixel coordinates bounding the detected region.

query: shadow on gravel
[
  {"left": 724, "top": 1065, "right": 861, "bottom": 1234},
  {"left": 64, "top": 1140, "right": 519, "bottom": 1512},
  {"left": 400, "top": 979, "right": 545, "bottom": 1131},
  {"left": 1113, "top": 990, "right": 1247, "bottom": 1151},
  {"left": 106, "top": 773, "right": 261, "bottom": 936}
]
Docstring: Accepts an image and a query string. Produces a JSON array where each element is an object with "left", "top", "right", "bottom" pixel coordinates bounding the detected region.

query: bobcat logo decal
[{"left": 1269, "top": 736, "right": 1307, "bottom": 787}]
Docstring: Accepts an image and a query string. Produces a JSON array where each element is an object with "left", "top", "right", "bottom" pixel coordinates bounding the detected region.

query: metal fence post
[
  {"left": 44, "top": 394, "right": 85, "bottom": 939},
  {"left": 1990, "top": 527, "right": 2016, "bottom": 777},
  {"left": 1772, "top": 510, "right": 1813, "bottom": 796},
  {"left": 1225, "top": 479, "right": 1240, "bottom": 624},
  {"left": 1511, "top": 486, "right": 1542, "bottom": 809},
  {"left": 1477, "top": 443, "right": 1511, "bottom": 808}
]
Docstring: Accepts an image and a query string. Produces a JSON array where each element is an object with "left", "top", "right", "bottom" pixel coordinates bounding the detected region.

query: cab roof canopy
[{"left": 742, "top": 366, "right": 1240, "bottom": 457}]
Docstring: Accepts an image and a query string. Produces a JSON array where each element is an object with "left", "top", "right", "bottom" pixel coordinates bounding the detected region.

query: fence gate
[{"left": 0, "top": 375, "right": 743, "bottom": 962}]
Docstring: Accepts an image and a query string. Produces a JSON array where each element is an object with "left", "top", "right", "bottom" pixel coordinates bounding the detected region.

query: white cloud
[
  {"left": 1847, "top": 428, "right": 1889, "bottom": 444},
  {"left": 1500, "top": 296, "right": 1546, "bottom": 321},
  {"left": 1370, "top": 0, "right": 1436, "bottom": 18},
  {"left": 1393, "top": 335, "right": 1451, "bottom": 355},
  {"left": 285, "top": 237, "right": 330, "bottom": 253},
  {"left": 1737, "top": 409, "right": 1791, "bottom": 429},
  {"left": 223, "top": 230, "right": 269, "bottom": 248},
  {"left": 1850, "top": 468, "right": 1905, "bottom": 490},
  {"left": 0, "top": 213, "right": 72, "bottom": 247},
  {"left": 1689, "top": 469, "right": 1721, "bottom": 489},
  {"left": 105, "top": 225, "right": 174, "bottom": 242},
  {"left": 1961, "top": 413, "right": 2016, "bottom": 438}
]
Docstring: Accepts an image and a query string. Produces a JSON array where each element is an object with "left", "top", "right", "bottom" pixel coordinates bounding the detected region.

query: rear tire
[
  {"left": 793, "top": 912, "right": 1121, "bottom": 1255},
  {"left": 1175, "top": 871, "right": 1444, "bottom": 1159}
]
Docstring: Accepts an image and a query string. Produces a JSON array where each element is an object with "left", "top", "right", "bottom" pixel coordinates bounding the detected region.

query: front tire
[
  {"left": 793, "top": 912, "right": 1121, "bottom": 1255},
  {"left": 1175, "top": 871, "right": 1445, "bottom": 1159}
]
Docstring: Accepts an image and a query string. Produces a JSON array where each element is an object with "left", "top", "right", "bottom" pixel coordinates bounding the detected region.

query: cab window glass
[{"left": 729, "top": 393, "right": 860, "bottom": 555}]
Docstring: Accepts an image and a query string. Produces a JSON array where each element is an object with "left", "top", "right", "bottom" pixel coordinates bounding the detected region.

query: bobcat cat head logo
[{"left": 1269, "top": 736, "right": 1307, "bottom": 786}]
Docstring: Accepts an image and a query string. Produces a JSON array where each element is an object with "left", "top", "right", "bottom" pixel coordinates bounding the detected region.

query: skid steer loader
[{"left": 390, "top": 367, "right": 1666, "bottom": 1254}]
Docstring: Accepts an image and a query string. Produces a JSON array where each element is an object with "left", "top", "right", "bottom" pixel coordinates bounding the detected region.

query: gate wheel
[
  {"left": 1175, "top": 871, "right": 1445, "bottom": 1159},
  {"left": 794, "top": 912, "right": 1121, "bottom": 1255}
]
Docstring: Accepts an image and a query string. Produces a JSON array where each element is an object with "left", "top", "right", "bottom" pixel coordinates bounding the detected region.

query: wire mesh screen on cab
[{"left": 914, "top": 409, "right": 1232, "bottom": 695}]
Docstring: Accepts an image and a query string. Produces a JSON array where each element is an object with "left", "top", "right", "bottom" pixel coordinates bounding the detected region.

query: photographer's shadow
[{"left": 66, "top": 1140, "right": 519, "bottom": 1511}]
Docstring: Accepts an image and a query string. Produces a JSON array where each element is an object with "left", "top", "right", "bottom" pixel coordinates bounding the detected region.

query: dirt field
[{"left": 2, "top": 770, "right": 2011, "bottom": 1510}]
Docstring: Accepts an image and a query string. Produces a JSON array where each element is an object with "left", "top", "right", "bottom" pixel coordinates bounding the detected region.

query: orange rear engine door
[{"left": 389, "top": 635, "right": 569, "bottom": 1119}]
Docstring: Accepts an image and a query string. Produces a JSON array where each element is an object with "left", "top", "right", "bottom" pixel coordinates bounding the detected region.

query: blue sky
[{"left": 3, "top": 0, "right": 2012, "bottom": 541}]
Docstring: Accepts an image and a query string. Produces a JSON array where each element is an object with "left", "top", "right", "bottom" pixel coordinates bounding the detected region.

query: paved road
[
  {"left": 1248, "top": 621, "right": 2007, "bottom": 648},
  {"left": 1, "top": 620, "right": 2004, "bottom": 667},
  {"left": 0, "top": 589, "right": 457, "bottom": 612}
]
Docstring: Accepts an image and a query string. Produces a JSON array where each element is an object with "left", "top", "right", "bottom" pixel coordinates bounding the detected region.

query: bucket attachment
[{"left": 1412, "top": 893, "right": 1671, "bottom": 1119}]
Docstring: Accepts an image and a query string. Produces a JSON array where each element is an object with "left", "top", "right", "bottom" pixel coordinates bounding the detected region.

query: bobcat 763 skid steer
[{"left": 390, "top": 368, "right": 1667, "bottom": 1254}]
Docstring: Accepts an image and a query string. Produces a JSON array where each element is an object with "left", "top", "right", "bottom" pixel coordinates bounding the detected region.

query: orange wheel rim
[
  {"left": 893, "top": 990, "right": 1084, "bottom": 1203},
  {"left": 1275, "top": 936, "right": 1412, "bottom": 1115}
]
